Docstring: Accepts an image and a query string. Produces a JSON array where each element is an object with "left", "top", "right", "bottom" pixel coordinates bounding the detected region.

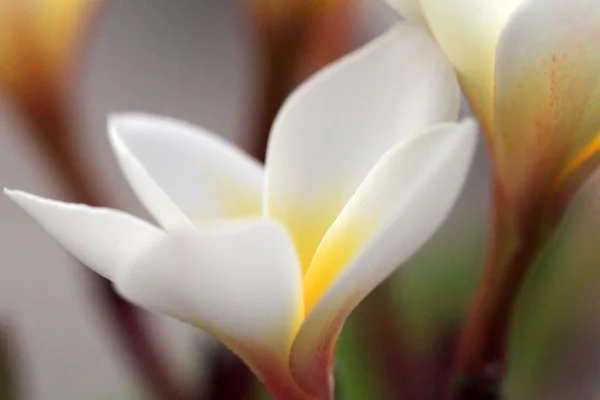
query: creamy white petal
[
  {"left": 4, "top": 189, "right": 164, "bottom": 279},
  {"left": 109, "top": 114, "right": 264, "bottom": 232},
  {"left": 419, "top": 0, "right": 523, "bottom": 131},
  {"left": 115, "top": 219, "right": 304, "bottom": 361},
  {"left": 492, "top": 0, "right": 600, "bottom": 204},
  {"left": 265, "top": 23, "right": 459, "bottom": 274},
  {"left": 290, "top": 120, "right": 477, "bottom": 395}
]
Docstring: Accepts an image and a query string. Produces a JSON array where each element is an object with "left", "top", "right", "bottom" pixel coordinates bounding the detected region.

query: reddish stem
[{"left": 445, "top": 177, "right": 549, "bottom": 400}]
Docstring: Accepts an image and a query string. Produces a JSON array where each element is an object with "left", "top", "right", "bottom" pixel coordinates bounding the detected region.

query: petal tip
[
  {"left": 4, "top": 189, "right": 41, "bottom": 207},
  {"left": 107, "top": 112, "right": 164, "bottom": 142},
  {"left": 3, "top": 189, "right": 36, "bottom": 212},
  {"left": 4, "top": 188, "right": 17, "bottom": 197}
]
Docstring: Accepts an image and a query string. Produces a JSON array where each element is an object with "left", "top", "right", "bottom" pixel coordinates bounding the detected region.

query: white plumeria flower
[
  {"left": 5, "top": 24, "right": 476, "bottom": 400},
  {"left": 387, "top": 0, "right": 600, "bottom": 219}
]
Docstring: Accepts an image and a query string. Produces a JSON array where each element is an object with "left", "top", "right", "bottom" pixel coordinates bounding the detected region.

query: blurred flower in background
[
  {"left": 386, "top": 1, "right": 600, "bottom": 399},
  {"left": 388, "top": 0, "right": 600, "bottom": 226},
  {"left": 0, "top": 0, "right": 104, "bottom": 199},
  {"left": 0, "top": 0, "right": 101, "bottom": 101}
]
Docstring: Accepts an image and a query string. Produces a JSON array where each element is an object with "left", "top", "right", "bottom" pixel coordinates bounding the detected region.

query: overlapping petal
[
  {"left": 265, "top": 23, "right": 459, "bottom": 274},
  {"left": 4, "top": 190, "right": 164, "bottom": 280},
  {"left": 493, "top": 0, "right": 600, "bottom": 203},
  {"left": 290, "top": 119, "right": 477, "bottom": 395},
  {"left": 116, "top": 219, "right": 304, "bottom": 362},
  {"left": 6, "top": 189, "right": 309, "bottom": 397},
  {"left": 414, "top": 0, "right": 523, "bottom": 132},
  {"left": 109, "top": 114, "right": 264, "bottom": 232}
]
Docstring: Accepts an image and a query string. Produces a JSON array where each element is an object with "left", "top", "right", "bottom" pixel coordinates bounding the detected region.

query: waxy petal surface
[
  {"left": 291, "top": 120, "right": 477, "bottom": 396},
  {"left": 116, "top": 219, "right": 304, "bottom": 364},
  {"left": 4, "top": 190, "right": 164, "bottom": 280},
  {"left": 109, "top": 114, "right": 264, "bottom": 232},
  {"left": 265, "top": 23, "right": 459, "bottom": 274},
  {"left": 418, "top": 0, "right": 523, "bottom": 132},
  {"left": 493, "top": 0, "right": 600, "bottom": 204}
]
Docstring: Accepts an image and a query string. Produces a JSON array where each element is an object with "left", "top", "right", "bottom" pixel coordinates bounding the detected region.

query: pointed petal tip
[
  {"left": 107, "top": 112, "right": 195, "bottom": 134},
  {"left": 108, "top": 111, "right": 152, "bottom": 123},
  {"left": 3, "top": 189, "right": 43, "bottom": 212},
  {"left": 107, "top": 112, "right": 149, "bottom": 141},
  {"left": 4, "top": 189, "right": 165, "bottom": 281},
  {"left": 4, "top": 189, "right": 79, "bottom": 211},
  {"left": 107, "top": 112, "right": 173, "bottom": 144}
]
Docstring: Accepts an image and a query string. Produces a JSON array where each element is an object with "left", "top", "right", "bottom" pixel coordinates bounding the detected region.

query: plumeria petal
[
  {"left": 417, "top": 0, "right": 523, "bottom": 132},
  {"left": 109, "top": 114, "right": 264, "bottom": 232},
  {"left": 290, "top": 120, "right": 477, "bottom": 396},
  {"left": 492, "top": 0, "right": 600, "bottom": 204},
  {"left": 114, "top": 220, "right": 306, "bottom": 396},
  {"left": 115, "top": 219, "right": 303, "bottom": 356},
  {"left": 4, "top": 189, "right": 164, "bottom": 280},
  {"left": 265, "top": 23, "right": 459, "bottom": 274}
]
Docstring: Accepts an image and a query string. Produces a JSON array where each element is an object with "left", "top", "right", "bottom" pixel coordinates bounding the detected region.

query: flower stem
[{"left": 445, "top": 180, "right": 547, "bottom": 400}]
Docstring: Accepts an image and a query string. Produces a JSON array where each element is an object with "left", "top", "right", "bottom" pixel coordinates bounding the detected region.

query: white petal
[
  {"left": 265, "top": 23, "right": 459, "bottom": 274},
  {"left": 492, "top": 0, "right": 600, "bottom": 202},
  {"left": 4, "top": 189, "right": 164, "bottom": 280},
  {"left": 419, "top": 0, "right": 524, "bottom": 131},
  {"left": 115, "top": 219, "right": 304, "bottom": 363},
  {"left": 109, "top": 114, "right": 264, "bottom": 232},
  {"left": 290, "top": 120, "right": 477, "bottom": 395}
]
